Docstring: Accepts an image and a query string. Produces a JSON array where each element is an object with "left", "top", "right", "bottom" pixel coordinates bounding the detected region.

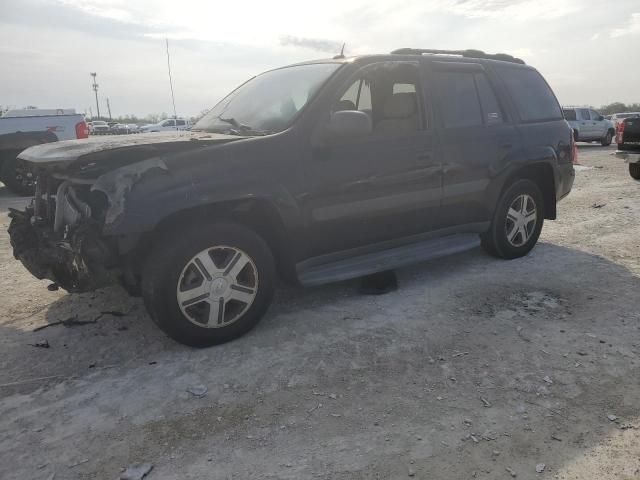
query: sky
[{"left": 1, "top": 0, "right": 639, "bottom": 118}]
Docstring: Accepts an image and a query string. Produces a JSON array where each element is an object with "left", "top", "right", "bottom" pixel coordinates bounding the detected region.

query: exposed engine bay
[{"left": 8, "top": 173, "right": 118, "bottom": 292}]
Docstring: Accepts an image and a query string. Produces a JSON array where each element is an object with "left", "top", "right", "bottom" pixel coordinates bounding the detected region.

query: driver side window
[{"left": 333, "top": 62, "right": 422, "bottom": 136}]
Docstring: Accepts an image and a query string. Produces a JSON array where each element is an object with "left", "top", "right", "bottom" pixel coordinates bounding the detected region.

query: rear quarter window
[
  {"left": 563, "top": 109, "right": 577, "bottom": 121},
  {"left": 496, "top": 66, "right": 562, "bottom": 122}
]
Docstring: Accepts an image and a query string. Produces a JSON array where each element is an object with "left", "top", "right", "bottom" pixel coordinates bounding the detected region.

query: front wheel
[
  {"left": 630, "top": 163, "right": 640, "bottom": 180},
  {"left": 481, "top": 179, "right": 544, "bottom": 259},
  {"left": 142, "top": 223, "right": 276, "bottom": 347}
]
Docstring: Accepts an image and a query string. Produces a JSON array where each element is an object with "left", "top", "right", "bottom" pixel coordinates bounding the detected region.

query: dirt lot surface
[{"left": 1, "top": 145, "right": 639, "bottom": 480}]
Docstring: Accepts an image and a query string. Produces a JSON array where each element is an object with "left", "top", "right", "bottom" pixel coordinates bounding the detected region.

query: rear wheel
[
  {"left": 630, "top": 163, "right": 640, "bottom": 180},
  {"left": 601, "top": 131, "right": 613, "bottom": 146},
  {"left": 481, "top": 179, "right": 544, "bottom": 259},
  {"left": 142, "top": 223, "right": 276, "bottom": 347}
]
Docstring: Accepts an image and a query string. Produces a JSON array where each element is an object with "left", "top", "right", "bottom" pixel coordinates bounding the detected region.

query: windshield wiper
[{"left": 217, "top": 117, "right": 272, "bottom": 136}]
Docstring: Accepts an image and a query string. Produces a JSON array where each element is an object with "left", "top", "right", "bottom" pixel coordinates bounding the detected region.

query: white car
[
  {"left": 610, "top": 112, "right": 640, "bottom": 129},
  {"left": 140, "top": 118, "right": 191, "bottom": 133},
  {"left": 91, "top": 120, "right": 110, "bottom": 135}
]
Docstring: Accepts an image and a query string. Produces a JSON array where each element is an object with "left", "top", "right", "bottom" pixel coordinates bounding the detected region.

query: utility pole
[
  {"left": 90, "top": 72, "right": 100, "bottom": 119},
  {"left": 106, "top": 97, "right": 112, "bottom": 121},
  {"left": 89, "top": 106, "right": 93, "bottom": 119}
]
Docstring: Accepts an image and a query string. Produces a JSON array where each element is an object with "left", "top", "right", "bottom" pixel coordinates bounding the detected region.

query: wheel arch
[
  {"left": 499, "top": 162, "right": 557, "bottom": 220},
  {"left": 125, "top": 197, "right": 296, "bottom": 286}
]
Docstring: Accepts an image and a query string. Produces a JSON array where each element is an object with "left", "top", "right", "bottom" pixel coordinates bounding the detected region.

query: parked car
[
  {"left": 91, "top": 120, "right": 110, "bottom": 135},
  {"left": 127, "top": 124, "right": 140, "bottom": 134},
  {"left": 139, "top": 118, "right": 191, "bottom": 132},
  {"left": 110, "top": 123, "right": 130, "bottom": 135},
  {"left": 87, "top": 122, "right": 95, "bottom": 135},
  {"left": 614, "top": 116, "right": 640, "bottom": 179},
  {"left": 562, "top": 107, "right": 615, "bottom": 145},
  {"left": 8, "top": 48, "right": 575, "bottom": 347},
  {"left": 0, "top": 109, "right": 88, "bottom": 194},
  {"left": 610, "top": 112, "right": 640, "bottom": 129}
]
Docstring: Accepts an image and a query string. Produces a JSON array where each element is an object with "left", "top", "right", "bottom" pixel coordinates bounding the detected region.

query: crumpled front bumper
[{"left": 8, "top": 206, "right": 118, "bottom": 292}]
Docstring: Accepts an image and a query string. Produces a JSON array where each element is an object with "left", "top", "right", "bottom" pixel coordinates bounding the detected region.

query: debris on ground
[
  {"left": 591, "top": 203, "right": 606, "bottom": 209},
  {"left": 607, "top": 414, "right": 618, "bottom": 422},
  {"left": 120, "top": 463, "right": 153, "bottom": 480},
  {"left": 535, "top": 463, "right": 546, "bottom": 473},
  {"left": 408, "top": 466, "right": 416, "bottom": 476},
  {"left": 481, "top": 397, "right": 492, "bottom": 407},
  {"left": 68, "top": 458, "right": 89, "bottom": 468},
  {"left": 542, "top": 375, "right": 553, "bottom": 384},
  {"left": 28, "top": 339, "right": 50, "bottom": 348},
  {"left": 186, "top": 384, "right": 207, "bottom": 397},
  {"left": 47, "top": 283, "right": 59, "bottom": 291},
  {"left": 506, "top": 467, "right": 517, "bottom": 477},
  {"left": 33, "top": 316, "right": 98, "bottom": 332},
  {"left": 100, "top": 310, "right": 126, "bottom": 317}
]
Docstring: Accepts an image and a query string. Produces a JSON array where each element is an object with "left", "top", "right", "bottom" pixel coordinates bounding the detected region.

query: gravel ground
[{"left": 0, "top": 144, "right": 639, "bottom": 480}]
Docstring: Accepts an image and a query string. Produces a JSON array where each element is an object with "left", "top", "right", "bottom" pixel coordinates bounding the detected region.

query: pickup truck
[
  {"left": 562, "top": 107, "right": 615, "bottom": 146},
  {"left": 0, "top": 110, "right": 88, "bottom": 194},
  {"left": 615, "top": 116, "right": 640, "bottom": 179}
]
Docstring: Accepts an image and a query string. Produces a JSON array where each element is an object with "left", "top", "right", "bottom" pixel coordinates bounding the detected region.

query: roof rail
[{"left": 390, "top": 48, "right": 525, "bottom": 65}]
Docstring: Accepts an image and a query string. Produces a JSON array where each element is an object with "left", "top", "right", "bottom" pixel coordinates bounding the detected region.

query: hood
[{"left": 18, "top": 131, "right": 243, "bottom": 169}]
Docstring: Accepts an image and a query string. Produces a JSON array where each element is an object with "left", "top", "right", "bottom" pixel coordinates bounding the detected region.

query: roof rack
[{"left": 390, "top": 48, "right": 525, "bottom": 65}]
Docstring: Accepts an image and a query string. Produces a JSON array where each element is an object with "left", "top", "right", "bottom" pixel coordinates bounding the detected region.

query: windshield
[{"left": 194, "top": 63, "right": 341, "bottom": 135}]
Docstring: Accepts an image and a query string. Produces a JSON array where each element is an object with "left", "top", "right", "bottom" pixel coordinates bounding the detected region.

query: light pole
[
  {"left": 90, "top": 72, "right": 100, "bottom": 119},
  {"left": 106, "top": 97, "right": 112, "bottom": 121}
]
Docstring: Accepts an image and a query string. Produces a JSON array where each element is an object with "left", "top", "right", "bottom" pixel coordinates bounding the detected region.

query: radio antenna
[
  {"left": 333, "top": 43, "right": 346, "bottom": 59},
  {"left": 166, "top": 38, "right": 178, "bottom": 129}
]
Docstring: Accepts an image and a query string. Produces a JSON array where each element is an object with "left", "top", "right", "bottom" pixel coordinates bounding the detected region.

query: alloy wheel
[
  {"left": 505, "top": 194, "right": 537, "bottom": 248},
  {"left": 176, "top": 246, "right": 259, "bottom": 328}
]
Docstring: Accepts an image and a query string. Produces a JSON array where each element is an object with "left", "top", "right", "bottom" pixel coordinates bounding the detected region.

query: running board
[{"left": 297, "top": 233, "right": 481, "bottom": 286}]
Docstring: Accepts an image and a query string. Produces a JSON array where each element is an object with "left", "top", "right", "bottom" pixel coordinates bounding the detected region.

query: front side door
[
  {"left": 433, "top": 62, "right": 521, "bottom": 229},
  {"left": 300, "top": 61, "right": 441, "bottom": 258}
]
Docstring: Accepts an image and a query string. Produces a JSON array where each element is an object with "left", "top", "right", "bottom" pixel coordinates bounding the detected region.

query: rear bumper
[
  {"left": 8, "top": 207, "right": 119, "bottom": 292},
  {"left": 555, "top": 163, "right": 575, "bottom": 201},
  {"left": 614, "top": 150, "right": 640, "bottom": 164}
]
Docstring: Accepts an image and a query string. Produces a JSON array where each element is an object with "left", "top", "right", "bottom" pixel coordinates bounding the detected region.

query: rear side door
[
  {"left": 577, "top": 109, "right": 593, "bottom": 139},
  {"left": 432, "top": 62, "right": 520, "bottom": 229}
]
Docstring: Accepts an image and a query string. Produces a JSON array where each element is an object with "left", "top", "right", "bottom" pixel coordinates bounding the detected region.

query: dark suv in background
[{"left": 9, "top": 48, "right": 575, "bottom": 347}]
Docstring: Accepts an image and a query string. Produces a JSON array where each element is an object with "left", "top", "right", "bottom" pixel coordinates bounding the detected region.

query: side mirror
[{"left": 325, "top": 110, "right": 372, "bottom": 139}]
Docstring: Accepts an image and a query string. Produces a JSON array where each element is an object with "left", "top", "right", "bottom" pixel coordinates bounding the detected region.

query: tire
[
  {"left": 601, "top": 131, "right": 613, "bottom": 146},
  {"left": 573, "top": 130, "right": 579, "bottom": 142},
  {"left": 630, "top": 163, "right": 640, "bottom": 180},
  {"left": 481, "top": 179, "right": 545, "bottom": 260},
  {"left": 141, "top": 223, "right": 276, "bottom": 347},
  {"left": 0, "top": 153, "right": 36, "bottom": 196}
]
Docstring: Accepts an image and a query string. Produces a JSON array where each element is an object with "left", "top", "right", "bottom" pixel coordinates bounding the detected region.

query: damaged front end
[{"left": 9, "top": 174, "right": 120, "bottom": 292}]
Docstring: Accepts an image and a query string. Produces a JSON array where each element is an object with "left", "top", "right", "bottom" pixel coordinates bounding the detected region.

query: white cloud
[{"left": 610, "top": 12, "right": 640, "bottom": 37}]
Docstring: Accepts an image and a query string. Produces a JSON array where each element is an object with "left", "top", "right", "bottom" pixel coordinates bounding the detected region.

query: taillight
[
  {"left": 75, "top": 121, "right": 89, "bottom": 139},
  {"left": 616, "top": 121, "right": 625, "bottom": 145}
]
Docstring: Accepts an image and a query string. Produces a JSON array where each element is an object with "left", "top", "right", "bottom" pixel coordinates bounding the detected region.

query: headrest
[
  {"left": 334, "top": 99, "right": 356, "bottom": 112},
  {"left": 383, "top": 93, "right": 417, "bottom": 118}
]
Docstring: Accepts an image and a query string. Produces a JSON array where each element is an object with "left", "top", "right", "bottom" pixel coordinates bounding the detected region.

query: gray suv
[{"left": 563, "top": 107, "right": 615, "bottom": 146}]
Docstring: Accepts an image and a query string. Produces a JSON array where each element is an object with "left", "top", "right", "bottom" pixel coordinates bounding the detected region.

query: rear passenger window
[
  {"left": 434, "top": 72, "right": 483, "bottom": 128},
  {"left": 474, "top": 73, "right": 503, "bottom": 125},
  {"left": 563, "top": 109, "right": 577, "bottom": 121},
  {"left": 496, "top": 66, "right": 562, "bottom": 122}
]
